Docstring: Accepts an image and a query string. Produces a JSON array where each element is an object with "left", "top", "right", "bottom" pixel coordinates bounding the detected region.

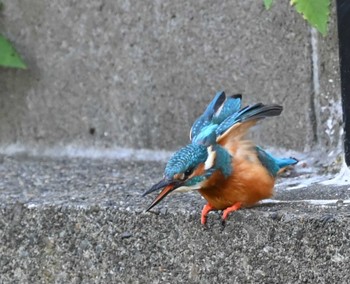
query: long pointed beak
[
  {"left": 142, "top": 178, "right": 174, "bottom": 197},
  {"left": 142, "top": 178, "right": 182, "bottom": 211}
]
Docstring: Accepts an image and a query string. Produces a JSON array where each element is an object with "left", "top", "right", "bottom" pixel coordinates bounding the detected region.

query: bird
[{"left": 142, "top": 91, "right": 298, "bottom": 225}]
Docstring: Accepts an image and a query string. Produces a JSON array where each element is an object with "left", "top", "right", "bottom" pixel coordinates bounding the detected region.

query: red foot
[
  {"left": 222, "top": 202, "right": 242, "bottom": 221},
  {"left": 201, "top": 203, "right": 215, "bottom": 225}
]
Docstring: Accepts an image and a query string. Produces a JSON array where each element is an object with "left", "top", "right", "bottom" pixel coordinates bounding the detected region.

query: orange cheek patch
[{"left": 192, "top": 163, "right": 205, "bottom": 177}]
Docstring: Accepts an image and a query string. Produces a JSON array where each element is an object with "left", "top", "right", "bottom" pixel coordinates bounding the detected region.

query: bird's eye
[{"left": 184, "top": 168, "right": 194, "bottom": 177}]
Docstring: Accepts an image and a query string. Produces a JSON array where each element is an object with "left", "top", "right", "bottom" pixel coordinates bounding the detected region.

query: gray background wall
[{"left": 0, "top": 0, "right": 342, "bottom": 153}]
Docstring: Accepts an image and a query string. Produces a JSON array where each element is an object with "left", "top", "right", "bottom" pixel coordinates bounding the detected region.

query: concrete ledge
[{"left": 1, "top": 156, "right": 350, "bottom": 283}]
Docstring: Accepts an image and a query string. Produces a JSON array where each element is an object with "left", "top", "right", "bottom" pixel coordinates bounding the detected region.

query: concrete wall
[
  {"left": 0, "top": 0, "right": 341, "bottom": 152},
  {"left": 317, "top": 4, "right": 342, "bottom": 151}
]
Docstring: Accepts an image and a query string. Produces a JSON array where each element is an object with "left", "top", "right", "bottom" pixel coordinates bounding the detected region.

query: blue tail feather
[
  {"left": 275, "top": 157, "right": 298, "bottom": 169},
  {"left": 256, "top": 146, "right": 298, "bottom": 177}
]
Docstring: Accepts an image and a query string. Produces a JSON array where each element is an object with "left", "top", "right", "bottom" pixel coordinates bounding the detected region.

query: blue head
[
  {"left": 143, "top": 142, "right": 233, "bottom": 211},
  {"left": 164, "top": 144, "right": 208, "bottom": 180},
  {"left": 143, "top": 143, "right": 213, "bottom": 211}
]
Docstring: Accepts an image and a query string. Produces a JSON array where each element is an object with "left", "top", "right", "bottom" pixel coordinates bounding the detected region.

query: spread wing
[
  {"left": 190, "top": 92, "right": 242, "bottom": 142},
  {"left": 216, "top": 103, "right": 283, "bottom": 151},
  {"left": 190, "top": 91, "right": 283, "bottom": 157},
  {"left": 189, "top": 92, "right": 296, "bottom": 176}
]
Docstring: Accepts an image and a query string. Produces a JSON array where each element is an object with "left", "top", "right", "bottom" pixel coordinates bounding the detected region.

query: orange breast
[{"left": 198, "top": 156, "right": 275, "bottom": 210}]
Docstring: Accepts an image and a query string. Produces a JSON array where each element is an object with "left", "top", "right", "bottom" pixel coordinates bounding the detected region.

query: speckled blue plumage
[
  {"left": 190, "top": 91, "right": 241, "bottom": 141},
  {"left": 213, "top": 94, "right": 242, "bottom": 124},
  {"left": 165, "top": 144, "right": 208, "bottom": 179},
  {"left": 192, "top": 124, "right": 218, "bottom": 146},
  {"left": 190, "top": 92, "right": 282, "bottom": 146}
]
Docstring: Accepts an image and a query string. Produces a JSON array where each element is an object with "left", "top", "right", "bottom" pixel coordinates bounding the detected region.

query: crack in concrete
[{"left": 310, "top": 27, "right": 322, "bottom": 148}]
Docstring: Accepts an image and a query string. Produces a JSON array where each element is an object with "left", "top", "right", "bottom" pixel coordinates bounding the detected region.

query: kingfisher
[{"left": 143, "top": 91, "right": 298, "bottom": 225}]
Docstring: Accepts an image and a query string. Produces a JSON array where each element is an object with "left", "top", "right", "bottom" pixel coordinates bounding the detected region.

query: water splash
[{"left": 321, "top": 159, "right": 350, "bottom": 186}]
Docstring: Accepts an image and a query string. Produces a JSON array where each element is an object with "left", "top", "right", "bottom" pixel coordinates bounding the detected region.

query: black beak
[
  {"left": 142, "top": 178, "right": 182, "bottom": 211},
  {"left": 142, "top": 178, "right": 175, "bottom": 197}
]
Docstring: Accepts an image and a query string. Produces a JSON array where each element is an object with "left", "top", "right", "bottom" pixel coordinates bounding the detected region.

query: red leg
[
  {"left": 201, "top": 203, "right": 215, "bottom": 225},
  {"left": 222, "top": 202, "right": 242, "bottom": 221}
]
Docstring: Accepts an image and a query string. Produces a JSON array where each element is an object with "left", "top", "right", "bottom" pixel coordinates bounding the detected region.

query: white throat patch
[
  {"left": 205, "top": 146, "right": 216, "bottom": 170},
  {"left": 173, "top": 182, "right": 203, "bottom": 193}
]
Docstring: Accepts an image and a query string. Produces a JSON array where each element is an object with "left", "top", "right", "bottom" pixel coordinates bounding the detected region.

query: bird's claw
[{"left": 201, "top": 203, "right": 215, "bottom": 226}]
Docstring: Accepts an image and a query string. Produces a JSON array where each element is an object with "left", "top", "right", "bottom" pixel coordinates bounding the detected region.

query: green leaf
[
  {"left": 264, "top": 0, "right": 274, "bottom": 10},
  {"left": 0, "top": 34, "right": 27, "bottom": 69},
  {"left": 290, "top": 0, "right": 330, "bottom": 36}
]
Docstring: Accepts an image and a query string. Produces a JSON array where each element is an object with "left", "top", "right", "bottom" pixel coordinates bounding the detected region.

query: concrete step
[{"left": 1, "top": 156, "right": 350, "bottom": 283}]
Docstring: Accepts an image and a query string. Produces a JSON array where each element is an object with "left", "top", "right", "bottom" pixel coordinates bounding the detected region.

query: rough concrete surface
[
  {"left": 1, "top": 156, "right": 350, "bottom": 283},
  {"left": 0, "top": 0, "right": 316, "bottom": 151}
]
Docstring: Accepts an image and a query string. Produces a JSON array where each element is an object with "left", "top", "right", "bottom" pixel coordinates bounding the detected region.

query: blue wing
[
  {"left": 213, "top": 94, "right": 242, "bottom": 124},
  {"left": 216, "top": 103, "right": 283, "bottom": 137},
  {"left": 190, "top": 91, "right": 225, "bottom": 141},
  {"left": 190, "top": 92, "right": 242, "bottom": 141},
  {"left": 192, "top": 124, "right": 218, "bottom": 146}
]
